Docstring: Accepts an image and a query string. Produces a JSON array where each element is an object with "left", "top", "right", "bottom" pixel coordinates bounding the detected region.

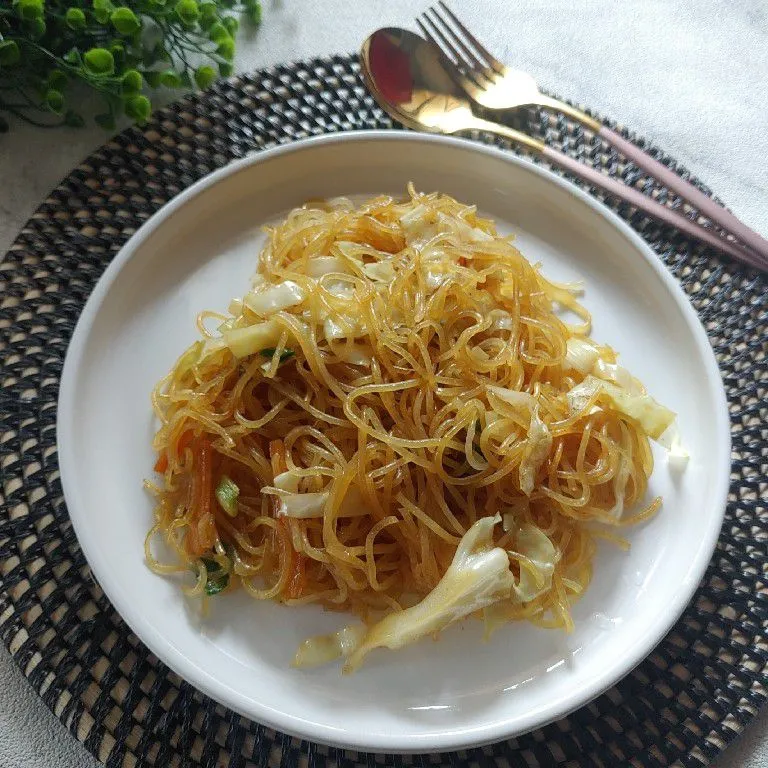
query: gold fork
[{"left": 417, "top": 1, "right": 768, "bottom": 263}]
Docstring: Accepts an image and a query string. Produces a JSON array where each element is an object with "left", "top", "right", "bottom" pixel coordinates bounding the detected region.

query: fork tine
[
  {"left": 418, "top": 13, "right": 489, "bottom": 89},
  {"left": 437, "top": 1, "right": 505, "bottom": 73},
  {"left": 416, "top": 16, "right": 458, "bottom": 64},
  {"left": 425, "top": 7, "right": 487, "bottom": 74}
]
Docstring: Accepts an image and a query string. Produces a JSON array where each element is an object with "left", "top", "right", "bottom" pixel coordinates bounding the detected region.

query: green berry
[
  {"left": 159, "top": 68, "right": 182, "bottom": 87},
  {"left": 17, "top": 0, "right": 44, "bottom": 21},
  {"left": 125, "top": 94, "right": 151, "bottom": 122},
  {"left": 47, "top": 69, "right": 68, "bottom": 90},
  {"left": 111, "top": 8, "right": 141, "bottom": 36},
  {"left": 45, "top": 89, "right": 65, "bottom": 114},
  {"left": 216, "top": 37, "right": 235, "bottom": 61},
  {"left": 175, "top": 0, "right": 200, "bottom": 26},
  {"left": 65, "top": 7, "right": 87, "bottom": 30},
  {"left": 83, "top": 48, "right": 115, "bottom": 76},
  {"left": 208, "top": 22, "right": 229, "bottom": 42},
  {"left": 122, "top": 69, "right": 143, "bottom": 93},
  {"left": 199, "top": 1, "right": 217, "bottom": 26},
  {"left": 109, "top": 42, "right": 126, "bottom": 68},
  {"left": 93, "top": 0, "right": 113, "bottom": 24},
  {"left": 0, "top": 0, "right": 258, "bottom": 133},
  {"left": 26, "top": 17, "right": 47, "bottom": 40},
  {"left": 194, "top": 65, "right": 216, "bottom": 90},
  {"left": 0, "top": 41, "right": 21, "bottom": 67},
  {"left": 246, "top": 0, "right": 262, "bottom": 24}
]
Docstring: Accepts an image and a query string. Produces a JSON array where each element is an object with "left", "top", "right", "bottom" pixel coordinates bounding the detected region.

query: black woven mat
[{"left": 1, "top": 54, "right": 766, "bottom": 768}]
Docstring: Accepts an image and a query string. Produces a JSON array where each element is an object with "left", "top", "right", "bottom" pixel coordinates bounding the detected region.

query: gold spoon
[{"left": 359, "top": 28, "right": 765, "bottom": 270}]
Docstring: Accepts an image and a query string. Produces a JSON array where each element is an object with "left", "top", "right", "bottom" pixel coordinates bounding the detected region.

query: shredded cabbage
[
  {"left": 486, "top": 385, "right": 535, "bottom": 410},
  {"left": 485, "top": 388, "right": 551, "bottom": 495},
  {"left": 278, "top": 491, "right": 329, "bottom": 519},
  {"left": 519, "top": 407, "right": 553, "bottom": 496},
  {"left": 305, "top": 256, "right": 351, "bottom": 277},
  {"left": 273, "top": 470, "right": 300, "bottom": 493},
  {"left": 334, "top": 344, "right": 373, "bottom": 366},
  {"left": 340, "top": 515, "right": 513, "bottom": 672},
  {"left": 292, "top": 624, "right": 367, "bottom": 668},
  {"left": 293, "top": 516, "right": 560, "bottom": 670},
  {"left": 244, "top": 281, "right": 305, "bottom": 316},
  {"left": 363, "top": 261, "right": 396, "bottom": 283},
  {"left": 223, "top": 319, "right": 282, "bottom": 358},
  {"left": 567, "top": 375, "right": 675, "bottom": 440},
  {"left": 658, "top": 423, "right": 690, "bottom": 468},
  {"left": 510, "top": 524, "right": 557, "bottom": 603},
  {"left": 593, "top": 359, "right": 641, "bottom": 393},
  {"left": 323, "top": 315, "right": 366, "bottom": 341},
  {"left": 564, "top": 337, "right": 601, "bottom": 374}
]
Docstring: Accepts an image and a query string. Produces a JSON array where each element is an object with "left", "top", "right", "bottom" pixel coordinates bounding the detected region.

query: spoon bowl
[{"left": 360, "top": 28, "right": 543, "bottom": 150}]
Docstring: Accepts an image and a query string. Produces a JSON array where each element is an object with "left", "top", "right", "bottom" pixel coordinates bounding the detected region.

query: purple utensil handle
[
  {"left": 541, "top": 146, "right": 766, "bottom": 272},
  {"left": 599, "top": 126, "right": 768, "bottom": 262}
]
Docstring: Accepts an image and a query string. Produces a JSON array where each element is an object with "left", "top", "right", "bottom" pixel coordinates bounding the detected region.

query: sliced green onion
[
  {"left": 200, "top": 557, "right": 229, "bottom": 596},
  {"left": 204, "top": 573, "right": 229, "bottom": 596},
  {"left": 215, "top": 475, "right": 240, "bottom": 517},
  {"left": 260, "top": 347, "right": 295, "bottom": 363}
]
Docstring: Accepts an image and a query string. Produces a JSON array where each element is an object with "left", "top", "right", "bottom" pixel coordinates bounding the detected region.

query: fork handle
[
  {"left": 539, "top": 97, "right": 768, "bottom": 262},
  {"left": 596, "top": 125, "right": 768, "bottom": 262},
  {"left": 540, "top": 146, "right": 766, "bottom": 272}
]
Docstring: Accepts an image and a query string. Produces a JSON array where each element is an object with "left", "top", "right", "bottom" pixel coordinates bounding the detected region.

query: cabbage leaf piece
[
  {"left": 510, "top": 524, "right": 557, "bottom": 602},
  {"left": 292, "top": 624, "right": 368, "bottom": 669},
  {"left": 567, "top": 375, "right": 675, "bottom": 440},
  {"left": 342, "top": 514, "right": 513, "bottom": 672}
]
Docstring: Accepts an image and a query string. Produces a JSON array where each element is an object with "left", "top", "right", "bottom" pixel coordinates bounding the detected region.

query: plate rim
[{"left": 57, "top": 129, "right": 731, "bottom": 753}]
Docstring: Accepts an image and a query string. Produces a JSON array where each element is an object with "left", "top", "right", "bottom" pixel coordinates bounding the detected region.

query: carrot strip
[
  {"left": 269, "top": 440, "right": 305, "bottom": 598},
  {"left": 153, "top": 453, "right": 168, "bottom": 473},
  {"left": 269, "top": 439, "right": 287, "bottom": 475},
  {"left": 185, "top": 437, "right": 216, "bottom": 556},
  {"left": 277, "top": 517, "right": 306, "bottom": 600},
  {"left": 198, "top": 439, "right": 212, "bottom": 516},
  {"left": 154, "top": 429, "right": 194, "bottom": 474},
  {"left": 178, "top": 429, "right": 194, "bottom": 454}
]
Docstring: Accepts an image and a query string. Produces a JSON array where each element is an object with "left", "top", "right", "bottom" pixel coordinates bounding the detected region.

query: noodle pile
[{"left": 146, "top": 187, "right": 675, "bottom": 671}]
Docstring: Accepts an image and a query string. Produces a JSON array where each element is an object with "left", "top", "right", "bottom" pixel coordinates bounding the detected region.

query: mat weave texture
[{"left": 0, "top": 54, "right": 766, "bottom": 768}]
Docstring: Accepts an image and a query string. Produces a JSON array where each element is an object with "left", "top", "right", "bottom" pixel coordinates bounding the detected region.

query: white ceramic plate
[{"left": 58, "top": 132, "right": 730, "bottom": 753}]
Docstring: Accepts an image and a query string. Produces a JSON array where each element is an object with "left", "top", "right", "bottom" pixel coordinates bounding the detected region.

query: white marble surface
[{"left": 0, "top": 1, "right": 765, "bottom": 766}]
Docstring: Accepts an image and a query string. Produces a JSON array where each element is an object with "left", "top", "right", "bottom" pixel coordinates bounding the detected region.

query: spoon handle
[
  {"left": 540, "top": 145, "right": 766, "bottom": 271},
  {"left": 471, "top": 116, "right": 764, "bottom": 270},
  {"left": 597, "top": 125, "right": 768, "bottom": 262},
  {"left": 539, "top": 96, "right": 768, "bottom": 262}
]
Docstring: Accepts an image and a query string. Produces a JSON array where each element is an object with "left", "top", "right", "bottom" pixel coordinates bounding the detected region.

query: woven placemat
[{"left": 1, "top": 54, "right": 766, "bottom": 768}]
